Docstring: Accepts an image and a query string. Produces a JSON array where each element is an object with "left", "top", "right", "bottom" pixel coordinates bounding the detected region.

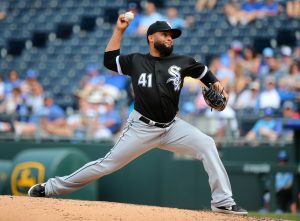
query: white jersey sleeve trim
[
  {"left": 197, "top": 65, "right": 208, "bottom": 80},
  {"left": 116, "top": 56, "right": 123, "bottom": 75}
]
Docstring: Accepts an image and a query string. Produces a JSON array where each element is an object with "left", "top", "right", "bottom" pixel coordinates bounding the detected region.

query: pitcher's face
[{"left": 152, "top": 31, "right": 174, "bottom": 56}]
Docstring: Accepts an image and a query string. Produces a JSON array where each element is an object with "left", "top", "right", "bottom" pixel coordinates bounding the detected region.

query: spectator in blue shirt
[
  {"left": 93, "top": 97, "right": 122, "bottom": 139},
  {"left": 223, "top": 0, "right": 269, "bottom": 26},
  {"left": 85, "top": 64, "right": 105, "bottom": 86},
  {"left": 259, "top": 150, "right": 294, "bottom": 213},
  {"left": 98, "top": 99, "right": 122, "bottom": 134},
  {"left": 240, "top": 0, "right": 265, "bottom": 25},
  {"left": 277, "top": 77, "right": 297, "bottom": 105},
  {"left": 124, "top": 2, "right": 143, "bottom": 36},
  {"left": 262, "top": 0, "right": 281, "bottom": 16},
  {"left": 165, "top": 7, "right": 194, "bottom": 29},
  {"left": 38, "top": 96, "right": 72, "bottom": 137},
  {"left": 241, "top": 0, "right": 264, "bottom": 12},
  {"left": 105, "top": 70, "right": 130, "bottom": 91},
  {"left": 137, "top": 1, "right": 165, "bottom": 35},
  {"left": 5, "top": 70, "right": 22, "bottom": 95},
  {"left": 220, "top": 40, "right": 243, "bottom": 71},
  {"left": 77, "top": 64, "right": 106, "bottom": 99},
  {"left": 245, "top": 107, "right": 281, "bottom": 144},
  {"left": 275, "top": 150, "right": 293, "bottom": 213}
]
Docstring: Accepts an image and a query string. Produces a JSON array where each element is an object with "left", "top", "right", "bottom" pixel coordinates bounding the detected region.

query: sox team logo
[{"left": 167, "top": 65, "right": 181, "bottom": 91}]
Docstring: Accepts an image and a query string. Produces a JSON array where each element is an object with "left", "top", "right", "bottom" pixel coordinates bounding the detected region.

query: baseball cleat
[
  {"left": 211, "top": 204, "right": 248, "bottom": 215},
  {"left": 28, "top": 183, "right": 46, "bottom": 197}
]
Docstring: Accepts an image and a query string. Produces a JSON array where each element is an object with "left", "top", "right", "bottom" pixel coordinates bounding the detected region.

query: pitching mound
[{"left": 0, "top": 195, "right": 281, "bottom": 221}]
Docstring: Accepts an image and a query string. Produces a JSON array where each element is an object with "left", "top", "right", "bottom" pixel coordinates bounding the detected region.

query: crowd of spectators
[
  {"left": 223, "top": 0, "right": 281, "bottom": 26},
  {"left": 0, "top": 66, "right": 130, "bottom": 140},
  {"left": 180, "top": 41, "right": 300, "bottom": 145},
  {"left": 124, "top": 1, "right": 194, "bottom": 36},
  {"left": 0, "top": 42, "right": 292, "bottom": 144}
]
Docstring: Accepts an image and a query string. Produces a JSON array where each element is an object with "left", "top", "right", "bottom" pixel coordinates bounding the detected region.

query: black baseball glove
[{"left": 203, "top": 83, "right": 227, "bottom": 111}]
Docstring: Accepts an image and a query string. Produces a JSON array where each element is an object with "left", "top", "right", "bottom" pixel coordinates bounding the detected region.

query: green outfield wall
[{"left": 0, "top": 140, "right": 298, "bottom": 211}]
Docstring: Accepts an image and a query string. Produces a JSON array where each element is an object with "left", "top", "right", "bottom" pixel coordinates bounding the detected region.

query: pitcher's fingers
[{"left": 119, "top": 14, "right": 129, "bottom": 23}]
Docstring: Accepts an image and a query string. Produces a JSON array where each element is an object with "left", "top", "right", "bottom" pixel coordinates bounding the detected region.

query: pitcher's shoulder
[{"left": 171, "top": 54, "right": 196, "bottom": 64}]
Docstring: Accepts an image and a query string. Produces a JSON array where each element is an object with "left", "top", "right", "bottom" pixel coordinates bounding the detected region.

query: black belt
[{"left": 139, "top": 116, "right": 175, "bottom": 128}]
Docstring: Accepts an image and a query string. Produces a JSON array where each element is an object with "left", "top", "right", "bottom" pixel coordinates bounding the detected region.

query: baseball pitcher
[{"left": 28, "top": 14, "right": 247, "bottom": 215}]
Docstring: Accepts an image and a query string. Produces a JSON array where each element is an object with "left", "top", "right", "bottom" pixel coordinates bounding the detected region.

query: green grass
[{"left": 249, "top": 212, "right": 300, "bottom": 221}]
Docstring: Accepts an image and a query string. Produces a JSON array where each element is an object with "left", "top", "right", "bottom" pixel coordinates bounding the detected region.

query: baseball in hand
[{"left": 124, "top": 11, "right": 134, "bottom": 22}]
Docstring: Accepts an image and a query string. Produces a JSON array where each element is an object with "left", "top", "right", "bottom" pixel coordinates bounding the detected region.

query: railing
[{"left": 0, "top": 112, "right": 294, "bottom": 149}]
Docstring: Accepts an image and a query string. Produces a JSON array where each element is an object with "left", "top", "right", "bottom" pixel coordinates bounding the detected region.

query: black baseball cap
[{"left": 147, "top": 21, "right": 182, "bottom": 39}]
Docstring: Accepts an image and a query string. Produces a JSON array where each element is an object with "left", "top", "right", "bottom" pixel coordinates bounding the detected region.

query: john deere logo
[{"left": 11, "top": 161, "right": 45, "bottom": 195}]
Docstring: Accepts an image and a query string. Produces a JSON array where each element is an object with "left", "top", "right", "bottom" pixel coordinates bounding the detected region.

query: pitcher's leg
[
  {"left": 160, "top": 118, "right": 235, "bottom": 207},
  {"left": 46, "top": 118, "right": 159, "bottom": 196}
]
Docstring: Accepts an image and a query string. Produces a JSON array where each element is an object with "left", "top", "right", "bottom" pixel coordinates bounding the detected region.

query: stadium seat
[
  {"left": 253, "top": 37, "right": 271, "bottom": 54},
  {"left": 55, "top": 23, "right": 74, "bottom": 39},
  {"left": 276, "top": 29, "right": 297, "bottom": 47},
  {"left": 7, "top": 39, "right": 26, "bottom": 56},
  {"left": 32, "top": 31, "right": 49, "bottom": 48},
  {"left": 80, "top": 16, "right": 97, "bottom": 32}
]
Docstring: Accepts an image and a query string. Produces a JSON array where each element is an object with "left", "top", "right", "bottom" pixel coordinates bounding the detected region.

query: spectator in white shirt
[
  {"left": 25, "top": 82, "right": 44, "bottom": 114},
  {"left": 235, "top": 81, "right": 260, "bottom": 109},
  {"left": 258, "top": 75, "right": 280, "bottom": 109}
]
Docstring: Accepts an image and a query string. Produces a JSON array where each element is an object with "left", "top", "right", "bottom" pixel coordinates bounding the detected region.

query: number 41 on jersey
[{"left": 138, "top": 73, "right": 152, "bottom": 88}]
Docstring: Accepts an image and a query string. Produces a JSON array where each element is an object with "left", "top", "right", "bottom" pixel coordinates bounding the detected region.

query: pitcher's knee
[
  {"left": 200, "top": 135, "right": 216, "bottom": 148},
  {"left": 195, "top": 136, "right": 217, "bottom": 155},
  {"left": 207, "top": 136, "right": 216, "bottom": 146}
]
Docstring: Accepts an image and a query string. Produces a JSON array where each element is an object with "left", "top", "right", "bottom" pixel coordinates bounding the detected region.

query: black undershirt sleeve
[
  {"left": 103, "top": 49, "right": 120, "bottom": 72},
  {"left": 201, "top": 70, "right": 218, "bottom": 87}
]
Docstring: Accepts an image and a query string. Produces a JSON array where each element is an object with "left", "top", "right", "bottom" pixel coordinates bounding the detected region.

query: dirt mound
[{"left": 0, "top": 195, "right": 282, "bottom": 221}]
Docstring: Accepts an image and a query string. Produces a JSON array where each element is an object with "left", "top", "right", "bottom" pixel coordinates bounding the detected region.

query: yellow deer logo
[{"left": 11, "top": 162, "right": 45, "bottom": 195}]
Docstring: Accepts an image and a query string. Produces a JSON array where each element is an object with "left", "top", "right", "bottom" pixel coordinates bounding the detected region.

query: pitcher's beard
[{"left": 154, "top": 42, "right": 173, "bottom": 56}]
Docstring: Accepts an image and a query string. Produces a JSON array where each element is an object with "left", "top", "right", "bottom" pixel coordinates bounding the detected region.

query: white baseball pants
[{"left": 45, "top": 110, "right": 235, "bottom": 207}]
